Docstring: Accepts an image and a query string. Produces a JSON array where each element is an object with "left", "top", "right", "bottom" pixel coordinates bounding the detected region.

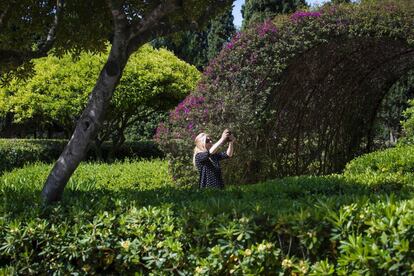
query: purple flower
[
  {"left": 169, "top": 95, "right": 206, "bottom": 122},
  {"left": 258, "top": 20, "right": 278, "bottom": 37},
  {"left": 290, "top": 11, "right": 322, "bottom": 22},
  {"left": 226, "top": 42, "right": 234, "bottom": 50},
  {"left": 225, "top": 32, "right": 244, "bottom": 50}
]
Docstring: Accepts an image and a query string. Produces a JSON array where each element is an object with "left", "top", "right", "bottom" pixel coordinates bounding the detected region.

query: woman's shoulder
[{"left": 195, "top": 150, "right": 209, "bottom": 159}]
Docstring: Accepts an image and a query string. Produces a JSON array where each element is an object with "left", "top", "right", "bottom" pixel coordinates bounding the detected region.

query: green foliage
[
  {"left": 241, "top": 0, "right": 307, "bottom": 29},
  {"left": 153, "top": 31, "right": 210, "bottom": 70},
  {"left": 0, "top": 44, "right": 200, "bottom": 144},
  {"left": 0, "top": 53, "right": 101, "bottom": 133},
  {"left": 104, "top": 44, "right": 200, "bottom": 145},
  {"left": 0, "top": 0, "right": 110, "bottom": 78},
  {"left": 400, "top": 99, "right": 414, "bottom": 145},
  {"left": 372, "top": 70, "right": 414, "bottom": 148},
  {"left": 331, "top": 0, "right": 351, "bottom": 4},
  {"left": 0, "top": 0, "right": 232, "bottom": 80},
  {"left": 0, "top": 139, "right": 164, "bottom": 175},
  {"left": 206, "top": 9, "right": 236, "bottom": 61},
  {"left": 1, "top": 151, "right": 414, "bottom": 273},
  {"left": 343, "top": 145, "right": 414, "bottom": 190},
  {"left": 153, "top": 7, "right": 235, "bottom": 69},
  {"left": 0, "top": 139, "right": 67, "bottom": 176}
]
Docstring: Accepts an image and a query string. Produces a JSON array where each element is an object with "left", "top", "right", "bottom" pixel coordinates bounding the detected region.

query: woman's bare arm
[
  {"left": 226, "top": 141, "right": 234, "bottom": 157},
  {"left": 209, "top": 129, "right": 230, "bottom": 154}
]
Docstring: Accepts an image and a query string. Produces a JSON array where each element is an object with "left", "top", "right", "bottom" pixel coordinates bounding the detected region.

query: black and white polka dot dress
[{"left": 195, "top": 151, "right": 229, "bottom": 189}]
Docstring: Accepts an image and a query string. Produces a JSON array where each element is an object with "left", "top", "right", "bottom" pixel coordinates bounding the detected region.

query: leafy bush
[
  {"left": 0, "top": 139, "right": 67, "bottom": 175},
  {"left": 0, "top": 44, "right": 200, "bottom": 145},
  {"left": 1, "top": 156, "right": 414, "bottom": 274},
  {"left": 157, "top": 1, "right": 414, "bottom": 185},
  {"left": 0, "top": 139, "right": 164, "bottom": 175},
  {"left": 344, "top": 145, "right": 414, "bottom": 187},
  {"left": 399, "top": 99, "right": 414, "bottom": 145}
]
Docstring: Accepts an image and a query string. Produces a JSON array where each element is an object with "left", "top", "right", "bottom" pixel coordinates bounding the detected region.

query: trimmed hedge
[
  {"left": 0, "top": 139, "right": 66, "bottom": 175},
  {"left": 1, "top": 153, "right": 414, "bottom": 274},
  {"left": 344, "top": 145, "right": 414, "bottom": 186},
  {"left": 0, "top": 139, "right": 164, "bottom": 175}
]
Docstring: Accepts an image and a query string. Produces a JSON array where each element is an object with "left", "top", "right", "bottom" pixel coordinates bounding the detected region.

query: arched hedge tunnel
[
  {"left": 159, "top": 1, "right": 414, "bottom": 185},
  {"left": 267, "top": 37, "right": 414, "bottom": 175}
]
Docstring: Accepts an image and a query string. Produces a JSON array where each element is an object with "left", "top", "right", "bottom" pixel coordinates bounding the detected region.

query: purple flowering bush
[{"left": 157, "top": 1, "right": 414, "bottom": 186}]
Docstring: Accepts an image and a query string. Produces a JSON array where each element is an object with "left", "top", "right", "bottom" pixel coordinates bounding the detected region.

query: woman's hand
[
  {"left": 228, "top": 134, "right": 236, "bottom": 143},
  {"left": 221, "top": 129, "right": 231, "bottom": 142},
  {"left": 210, "top": 129, "right": 230, "bottom": 154}
]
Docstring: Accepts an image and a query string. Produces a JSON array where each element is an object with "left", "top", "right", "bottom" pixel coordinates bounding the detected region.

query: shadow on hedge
[{"left": 2, "top": 175, "right": 413, "bottom": 220}]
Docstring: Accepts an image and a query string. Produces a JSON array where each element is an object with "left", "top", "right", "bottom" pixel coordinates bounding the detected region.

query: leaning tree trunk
[{"left": 41, "top": 46, "right": 129, "bottom": 203}]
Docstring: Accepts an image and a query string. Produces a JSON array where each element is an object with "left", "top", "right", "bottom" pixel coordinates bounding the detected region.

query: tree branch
[
  {"left": 36, "top": 0, "right": 64, "bottom": 55},
  {"left": 126, "top": 1, "right": 182, "bottom": 54},
  {"left": 0, "top": 2, "right": 12, "bottom": 30},
  {"left": 131, "top": 1, "right": 180, "bottom": 37},
  {"left": 106, "top": 0, "right": 129, "bottom": 35}
]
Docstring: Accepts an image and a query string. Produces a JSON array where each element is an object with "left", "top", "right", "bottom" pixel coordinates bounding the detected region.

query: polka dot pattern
[{"left": 195, "top": 151, "right": 229, "bottom": 189}]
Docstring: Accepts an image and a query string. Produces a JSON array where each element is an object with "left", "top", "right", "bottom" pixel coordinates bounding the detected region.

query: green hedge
[
  {"left": 0, "top": 139, "right": 164, "bottom": 175},
  {"left": 1, "top": 158, "right": 414, "bottom": 274},
  {"left": 344, "top": 145, "right": 414, "bottom": 187},
  {"left": 0, "top": 139, "right": 67, "bottom": 175}
]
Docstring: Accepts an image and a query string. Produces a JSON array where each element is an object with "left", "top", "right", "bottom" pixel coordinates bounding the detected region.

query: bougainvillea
[{"left": 157, "top": 0, "right": 414, "bottom": 186}]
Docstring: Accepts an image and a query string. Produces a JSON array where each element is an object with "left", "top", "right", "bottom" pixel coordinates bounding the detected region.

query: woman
[{"left": 193, "top": 129, "right": 235, "bottom": 189}]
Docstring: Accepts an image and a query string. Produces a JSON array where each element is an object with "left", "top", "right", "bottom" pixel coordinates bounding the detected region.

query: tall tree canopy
[
  {"left": 1, "top": 0, "right": 232, "bottom": 203},
  {"left": 207, "top": 9, "right": 236, "bottom": 61},
  {"left": 152, "top": 30, "right": 209, "bottom": 70},
  {"left": 241, "top": 0, "right": 307, "bottom": 29},
  {"left": 0, "top": 0, "right": 108, "bottom": 80},
  {"left": 152, "top": 6, "right": 235, "bottom": 69}
]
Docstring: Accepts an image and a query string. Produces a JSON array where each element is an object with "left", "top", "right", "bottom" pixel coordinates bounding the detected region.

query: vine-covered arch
[
  {"left": 158, "top": 1, "right": 414, "bottom": 185},
  {"left": 269, "top": 37, "right": 414, "bottom": 175}
]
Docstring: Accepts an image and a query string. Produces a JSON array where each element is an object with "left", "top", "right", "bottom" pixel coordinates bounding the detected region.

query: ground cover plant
[{"left": 1, "top": 144, "right": 414, "bottom": 274}]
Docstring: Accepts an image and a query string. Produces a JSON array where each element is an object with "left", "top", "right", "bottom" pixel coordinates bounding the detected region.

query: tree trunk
[{"left": 41, "top": 42, "right": 129, "bottom": 203}]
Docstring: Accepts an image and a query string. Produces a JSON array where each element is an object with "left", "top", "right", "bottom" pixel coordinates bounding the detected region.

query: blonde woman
[{"left": 193, "top": 129, "right": 235, "bottom": 189}]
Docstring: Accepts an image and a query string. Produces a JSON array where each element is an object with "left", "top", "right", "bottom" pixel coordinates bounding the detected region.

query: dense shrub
[
  {"left": 0, "top": 139, "right": 67, "bottom": 175},
  {"left": 0, "top": 44, "right": 200, "bottom": 143},
  {"left": 0, "top": 139, "right": 164, "bottom": 175},
  {"left": 344, "top": 145, "right": 414, "bottom": 187},
  {"left": 1, "top": 156, "right": 414, "bottom": 274},
  {"left": 399, "top": 99, "right": 414, "bottom": 145},
  {"left": 157, "top": 1, "right": 414, "bottom": 185}
]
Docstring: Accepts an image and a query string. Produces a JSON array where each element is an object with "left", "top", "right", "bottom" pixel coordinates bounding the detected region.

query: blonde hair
[{"left": 193, "top": 132, "right": 208, "bottom": 168}]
